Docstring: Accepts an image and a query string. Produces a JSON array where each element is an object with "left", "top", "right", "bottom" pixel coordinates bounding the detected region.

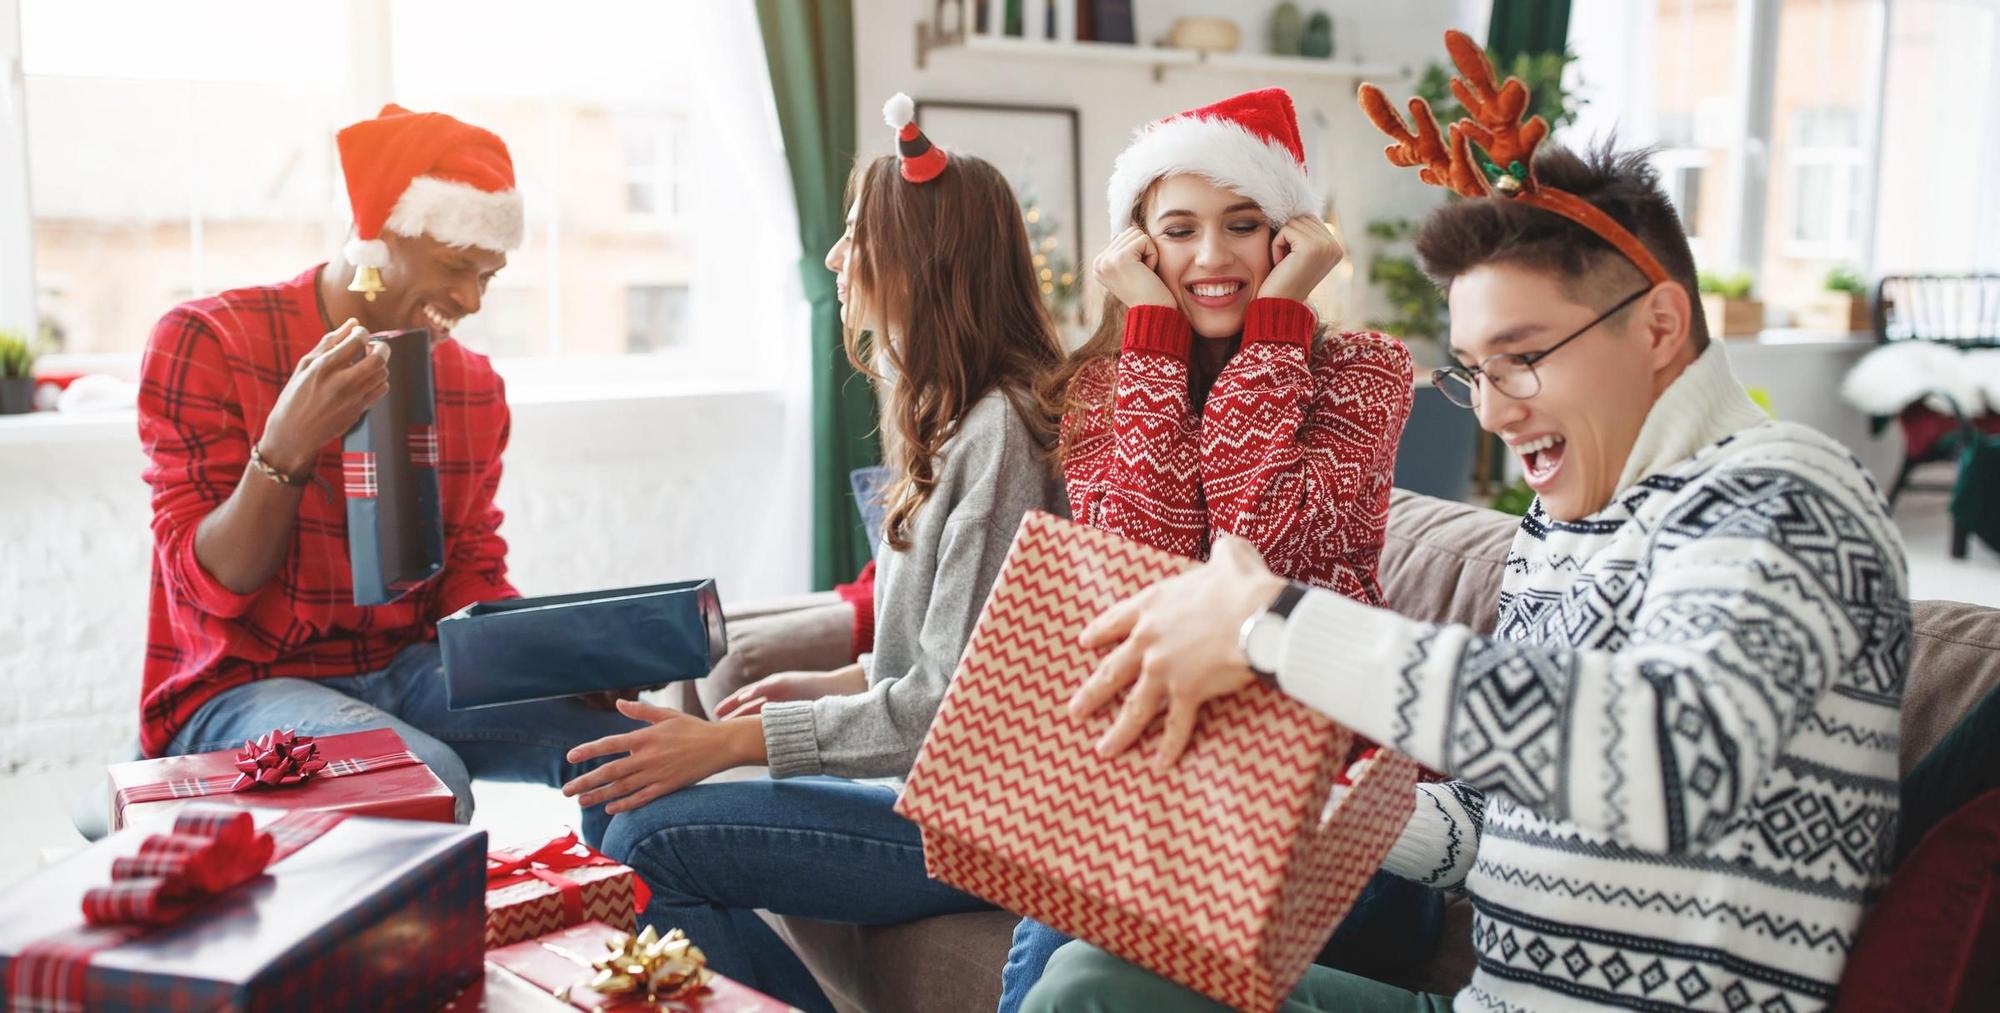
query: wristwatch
[{"left": 1238, "top": 581, "right": 1309, "bottom": 683}]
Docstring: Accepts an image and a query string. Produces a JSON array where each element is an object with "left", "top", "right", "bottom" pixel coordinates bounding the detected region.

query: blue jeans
[
  {"left": 998, "top": 872, "right": 1446, "bottom": 1013},
  {"left": 167, "top": 641, "right": 646, "bottom": 845},
  {"left": 599, "top": 776, "right": 994, "bottom": 1013}
]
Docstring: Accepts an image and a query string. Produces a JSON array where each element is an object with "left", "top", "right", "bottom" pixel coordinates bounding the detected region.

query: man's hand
[
  {"left": 258, "top": 319, "right": 392, "bottom": 475},
  {"left": 1069, "top": 536, "right": 1288, "bottom": 769},
  {"left": 562, "top": 701, "right": 765, "bottom": 814},
  {"left": 1257, "top": 216, "right": 1344, "bottom": 305},
  {"left": 714, "top": 665, "right": 867, "bottom": 720}
]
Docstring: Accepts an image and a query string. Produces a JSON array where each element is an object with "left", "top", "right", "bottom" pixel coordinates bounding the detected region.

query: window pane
[
  {"left": 1761, "top": 0, "right": 1875, "bottom": 312},
  {"left": 1651, "top": 0, "right": 1741, "bottom": 264},
  {"left": 22, "top": 1, "right": 351, "bottom": 355},
  {"left": 1874, "top": 0, "right": 2000, "bottom": 276},
  {"left": 626, "top": 284, "right": 689, "bottom": 353}
]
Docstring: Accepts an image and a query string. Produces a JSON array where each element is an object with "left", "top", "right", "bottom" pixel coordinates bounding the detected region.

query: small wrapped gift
[
  {"left": 895, "top": 512, "right": 1417, "bottom": 1013},
  {"left": 345, "top": 328, "right": 445, "bottom": 606},
  {"left": 0, "top": 806, "right": 486, "bottom": 1012},
  {"left": 440, "top": 579, "right": 727, "bottom": 710},
  {"left": 482, "top": 921, "right": 796, "bottom": 1011},
  {"left": 486, "top": 830, "right": 652, "bottom": 949},
  {"left": 106, "top": 726, "right": 456, "bottom": 830}
]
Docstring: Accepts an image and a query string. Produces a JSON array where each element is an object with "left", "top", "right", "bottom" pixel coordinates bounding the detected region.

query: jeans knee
[{"left": 600, "top": 815, "right": 709, "bottom": 908}]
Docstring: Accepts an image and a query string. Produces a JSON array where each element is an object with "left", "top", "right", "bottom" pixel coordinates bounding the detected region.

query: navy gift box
[
  {"left": 0, "top": 808, "right": 486, "bottom": 1012},
  {"left": 344, "top": 329, "right": 445, "bottom": 606},
  {"left": 439, "top": 579, "right": 729, "bottom": 710}
]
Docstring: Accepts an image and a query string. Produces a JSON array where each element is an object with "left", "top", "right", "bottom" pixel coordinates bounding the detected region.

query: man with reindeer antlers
[{"left": 1025, "top": 30, "right": 1910, "bottom": 1012}]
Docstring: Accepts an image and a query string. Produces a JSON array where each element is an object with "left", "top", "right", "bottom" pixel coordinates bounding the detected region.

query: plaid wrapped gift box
[
  {"left": 105, "top": 727, "right": 456, "bottom": 831},
  {"left": 895, "top": 512, "right": 1418, "bottom": 1013},
  {"left": 440, "top": 579, "right": 727, "bottom": 710},
  {"left": 344, "top": 328, "right": 445, "bottom": 606},
  {"left": 485, "top": 831, "right": 650, "bottom": 949},
  {"left": 0, "top": 807, "right": 486, "bottom": 1012},
  {"left": 480, "top": 921, "right": 797, "bottom": 1012}
]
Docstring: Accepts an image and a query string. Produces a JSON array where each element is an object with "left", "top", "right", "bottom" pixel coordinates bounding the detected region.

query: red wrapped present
[
  {"left": 106, "top": 726, "right": 456, "bottom": 830},
  {"left": 486, "top": 830, "right": 652, "bottom": 948},
  {"left": 895, "top": 512, "right": 1417, "bottom": 1013},
  {"left": 481, "top": 921, "right": 796, "bottom": 1011},
  {"left": 0, "top": 806, "right": 486, "bottom": 1012}
]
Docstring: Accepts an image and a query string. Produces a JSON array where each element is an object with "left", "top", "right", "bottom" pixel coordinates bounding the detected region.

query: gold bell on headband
[{"left": 347, "top": 265, "right": 386, "bottom": 302}]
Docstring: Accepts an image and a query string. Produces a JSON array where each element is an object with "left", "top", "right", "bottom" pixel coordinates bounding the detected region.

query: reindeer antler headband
[{"left": 1358, "top": 31, "right": 1670, "bottom": 286}]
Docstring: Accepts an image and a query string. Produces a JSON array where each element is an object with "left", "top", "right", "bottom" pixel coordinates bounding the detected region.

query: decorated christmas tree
[{"left": 1016, "top": 180, "right": 1083, "bottom": 326}]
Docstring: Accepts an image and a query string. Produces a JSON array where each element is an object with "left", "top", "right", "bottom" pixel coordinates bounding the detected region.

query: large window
[{"left": 15, "top": 0, "right": 775, "bottom": 368}]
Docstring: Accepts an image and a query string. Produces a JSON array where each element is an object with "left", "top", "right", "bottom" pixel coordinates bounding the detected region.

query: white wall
[
  {"left": 854, "top": 0, "right": 1491, "bottom": 337},
  {"left": 0, "top": 386, "right": 809, "bottom": 771}
]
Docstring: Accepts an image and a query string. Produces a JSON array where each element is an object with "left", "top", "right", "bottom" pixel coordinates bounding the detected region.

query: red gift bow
[
  {"left": 487, "top": 830, "right": 652, "bottom": 926},
  {"left": 8, "top": 808, "right": 345, "bottom": 1012},
  {"left": 113, "top": 728, "right": 424, "bottom": 824},
  {"left": 232, "top": 729, "right": 329, "bottom": 791}
]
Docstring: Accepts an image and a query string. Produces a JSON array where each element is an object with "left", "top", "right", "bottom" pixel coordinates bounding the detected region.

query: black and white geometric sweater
[{"left": 1277, "top": 344, "right": 1911, "bottom": 1011}]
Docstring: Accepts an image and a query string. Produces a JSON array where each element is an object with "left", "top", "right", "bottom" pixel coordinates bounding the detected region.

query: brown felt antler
[{"left": 1358, "top": 30, "right": 1670, "bottom": 286}]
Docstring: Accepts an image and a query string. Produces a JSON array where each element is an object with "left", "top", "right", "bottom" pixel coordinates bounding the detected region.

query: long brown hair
[
  {"left": 1039, "top": 178, "right": 1327, "bottom": 463},
  {"left": 843, "top": 153, "right": 1066, "bottom": 551}
]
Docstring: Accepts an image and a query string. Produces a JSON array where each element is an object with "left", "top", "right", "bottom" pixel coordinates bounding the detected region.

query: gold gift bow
[{"left": 546, "top": 925, "right": 713, "bottom": 1005}]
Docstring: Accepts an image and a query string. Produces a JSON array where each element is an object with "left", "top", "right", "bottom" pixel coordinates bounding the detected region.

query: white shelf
[{"left": 916, "top": 26, "right": 1410, "bottom": 83}]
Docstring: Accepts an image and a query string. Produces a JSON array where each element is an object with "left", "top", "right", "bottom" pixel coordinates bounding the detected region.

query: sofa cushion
[
  {"left": 1902, "top": 598, "right": 2000, "bottom": 772},
  {"left": 764, "top": 909, "right": 1017, "bottom": 1013},
  {"left": 1382, "top": 489, "right": 1515, "bottom": 634}
]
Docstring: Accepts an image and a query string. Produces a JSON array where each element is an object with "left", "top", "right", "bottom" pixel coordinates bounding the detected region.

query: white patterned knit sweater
[{"left": 1279, "top": 343, "right": 1911, "bottom": 1012}]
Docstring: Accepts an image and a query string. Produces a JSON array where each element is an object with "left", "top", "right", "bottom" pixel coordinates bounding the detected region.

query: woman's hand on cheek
[
  {"left": 1093, "top": 226, "right": 1177, "bottom": 310},
  {"left": 1258, "top": 216, "right": 1343, "bottom": 303},
  {"left": 561, "top": 701, "right": 766, "bottom": 814}
]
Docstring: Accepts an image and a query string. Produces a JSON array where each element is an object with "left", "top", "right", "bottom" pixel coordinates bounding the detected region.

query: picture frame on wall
[{"left": 913, "top": 100, "right": 1086, "bottom": 327}]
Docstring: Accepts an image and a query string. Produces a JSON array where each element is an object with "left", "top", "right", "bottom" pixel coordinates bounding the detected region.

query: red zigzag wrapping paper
[{"left": 896, "top": 511, "right": 1416, "bottom": 1013}]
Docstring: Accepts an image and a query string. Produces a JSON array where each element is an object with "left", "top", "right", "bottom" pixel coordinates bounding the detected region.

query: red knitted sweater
[{"left": 1062, "top": 298, "right": 1413, "bottom": 603}]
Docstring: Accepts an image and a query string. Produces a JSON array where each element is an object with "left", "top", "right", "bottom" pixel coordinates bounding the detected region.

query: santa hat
[
  {"left": 335, "top": 104, "right": 524, "bottom": 297},
  {"left": 1105, "top": 88, "right": 1319, "bottom": 232},
  {"left": 882, "top": 93, "right": 949, "bottom": 184}
]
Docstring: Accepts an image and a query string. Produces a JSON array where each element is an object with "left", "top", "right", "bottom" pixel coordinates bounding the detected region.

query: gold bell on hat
[{"left": 347, "top": 265, "right": 386, "bottom": 302}]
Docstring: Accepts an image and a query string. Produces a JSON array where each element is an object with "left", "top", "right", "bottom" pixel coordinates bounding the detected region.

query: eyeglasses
[{"left": 1432, "top": 287, "right": 1653, "bottom": 409}]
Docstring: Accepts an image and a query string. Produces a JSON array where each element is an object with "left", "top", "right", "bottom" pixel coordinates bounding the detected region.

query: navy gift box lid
[
  {"left": 440, "top": 578, "right": 729, "bottom": 710},
  {"left": 344, "top": 329, "right": 445, "bottom": 606}
]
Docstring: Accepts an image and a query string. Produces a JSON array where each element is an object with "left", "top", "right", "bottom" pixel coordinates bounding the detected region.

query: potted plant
[
  {"left": 1698, "top": 271, "right": 1763, "bottom": 338},
  {"left": 1795, "top": 265, "right": 1872, "bottom": 334},
  {"left": 0, "top": 328, "right": 36, "bottom": 414}
]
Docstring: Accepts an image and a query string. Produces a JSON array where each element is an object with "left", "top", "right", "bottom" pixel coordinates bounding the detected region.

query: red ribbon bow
[
  {"left": 82, "top": 809, "right": 276, "bottom": 927},
  {"left": 231, "top": 728, "right": 329, "bottom": 791},
  {"left": 487, "top": 830, "right": 652, "bottom": 924}
]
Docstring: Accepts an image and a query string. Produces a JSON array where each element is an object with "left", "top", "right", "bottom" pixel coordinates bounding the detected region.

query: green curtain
[
  {"left": 1485, "top": 0, "right": 1572, "bottom": 64},
  {"left": 755, "top": 0, "right": 880, "bottom": 590}
]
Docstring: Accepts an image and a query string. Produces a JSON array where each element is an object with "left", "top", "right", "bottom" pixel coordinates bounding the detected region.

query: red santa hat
[
  {"left": 882, "top": 92, "right": 949, "bottom": 184},
  {"left": 1105, "top": 88, "right": 1319, "bottom": 232},
  {"left": 335, "top": 104, "right": 524, "bottom": 286}
]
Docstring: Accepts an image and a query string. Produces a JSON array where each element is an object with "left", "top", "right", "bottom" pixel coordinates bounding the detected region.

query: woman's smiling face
[{"left": 1142, "top": 173, "right": 1274, "bottom": 339}]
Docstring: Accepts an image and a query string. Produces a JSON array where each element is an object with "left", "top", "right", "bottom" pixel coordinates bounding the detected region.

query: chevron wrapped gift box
[
  {"left": 485, "top": 830, "right": 651, "bottom": 948},
  {"left": 896, "top": 512, "right": 1417, "bottom": 1013}
]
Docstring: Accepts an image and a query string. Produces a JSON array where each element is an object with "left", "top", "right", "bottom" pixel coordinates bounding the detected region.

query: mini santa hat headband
[
  {"left": 335, "top": 103, "right": 525, "bottom": 300},
  {"left": 1105, "top": 87, "right": 1319, "bottom": 233},
  {"left": 882, "top": 93, "right": 949, "bottom": 184},
  {"left": 1357, "top": 31, "right": 1669, "bottom": 286}
]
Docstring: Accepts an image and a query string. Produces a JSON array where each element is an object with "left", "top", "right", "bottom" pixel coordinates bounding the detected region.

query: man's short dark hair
[{"left": 1415, "top": 141, "right": 1709, "bottom": 352}]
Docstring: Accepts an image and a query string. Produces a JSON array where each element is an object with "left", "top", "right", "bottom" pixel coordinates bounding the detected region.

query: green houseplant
[
  {"left": 1795, "top": 265, "right": 1872, "bottom": 334},
  {"left": 1697, "top": 270, "right": 1762, "bottom": 338},
  {"left": 0, "top": 328, "right": 36, "bottom": 415}
]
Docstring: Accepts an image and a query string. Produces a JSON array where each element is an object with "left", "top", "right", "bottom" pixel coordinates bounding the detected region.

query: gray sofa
[{"left": 699, "top": 489, "right": 2000, "bottom": 1013}]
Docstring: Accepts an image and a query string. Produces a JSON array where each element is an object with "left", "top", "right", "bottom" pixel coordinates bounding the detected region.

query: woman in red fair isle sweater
[{"left": 997, "top": 88, "right": 1435, "bottom": 1013}]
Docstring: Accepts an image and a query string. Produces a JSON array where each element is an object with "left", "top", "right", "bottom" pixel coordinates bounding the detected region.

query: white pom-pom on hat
[{"left": 883, "top": 92, "right": 916, "bottom": 130}]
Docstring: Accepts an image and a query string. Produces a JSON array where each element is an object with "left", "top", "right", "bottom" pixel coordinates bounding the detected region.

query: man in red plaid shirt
[{"left": 134, "top": 105, "right": 642, "bottom": 842}]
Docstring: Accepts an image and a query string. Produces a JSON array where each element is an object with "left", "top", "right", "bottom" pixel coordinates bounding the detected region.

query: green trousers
[{"left": 1023, "top": 942, "right": 1456, "bottom": 1013}]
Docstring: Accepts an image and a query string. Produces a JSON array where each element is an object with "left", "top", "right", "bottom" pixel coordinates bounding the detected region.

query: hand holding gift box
[
  {"left": 895, "top": 512, "right": 1416, "bottom": 1013},
  {"left": 105, "top": 726, "right": 455, "bottom": 830},
  {"left": 440, "top": 579, "right": 728, "bottom": 710},
  {"left": 485, "top": 830, "right": 652, "bottom": 948},
  {"left": 0, "top": 807, "right": 486, "bottom": 1012}
]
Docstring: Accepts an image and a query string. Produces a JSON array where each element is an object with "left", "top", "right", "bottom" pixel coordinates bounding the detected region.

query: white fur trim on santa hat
[
  {"left": 1106, "top": 115, "right": 1318, "bottom": 233},
  {"left": 344, "top": 237, "right": 390, "bottom": 269},
  {"left": 383, "top": 175, "right": 525, "bottom": 253}
]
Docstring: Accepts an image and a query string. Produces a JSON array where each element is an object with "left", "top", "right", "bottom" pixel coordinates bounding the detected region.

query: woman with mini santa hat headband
[
  {"left": 1002, "top": 88, "right": 1436, "bottom": 1012},
  {"left": 574, "top": 95, "right": 1068, "bottom": 1013},
  {"left": 133, "top": 104, "right": 650, "bottom": 848}
]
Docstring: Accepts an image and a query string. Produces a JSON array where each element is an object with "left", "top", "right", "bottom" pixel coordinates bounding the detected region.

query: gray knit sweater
[{"left": 761, "top": 391, "right": 1066, "bottom": 780}]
